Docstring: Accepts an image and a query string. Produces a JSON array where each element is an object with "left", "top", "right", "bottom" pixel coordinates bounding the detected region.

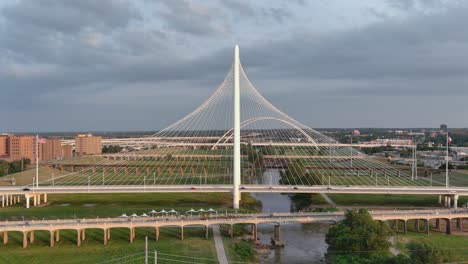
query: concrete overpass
[
  {"left": 1, "top": 185, "right": 467, "bottom": 209},
  {"left": 0, "top": 210, "right": 467, "bottom": 248}
]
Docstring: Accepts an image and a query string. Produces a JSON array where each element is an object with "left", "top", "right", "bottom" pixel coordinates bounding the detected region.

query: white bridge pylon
[{"left": 35, "top": 46, "right": 430, "bottom": 209}]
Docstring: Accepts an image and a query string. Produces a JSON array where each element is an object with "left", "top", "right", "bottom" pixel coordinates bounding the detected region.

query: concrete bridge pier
[
  {"left": 23, "top": 232, "right": 28, "bottom": 248},
  {"left": 50, "top": 231, "right": 55, "bottom": 247},
  {"left": 447, "top": 196, "right": 451, "bottom": 208},
  {"left": 456, "top": 219, "right": 462, "bottom": 230},
  {"left": 129, "top": 228, "right": 135, "bottom": 243},
  {"left": 81, "top": 229, "right": 86, "bottom": 241},
  {"left": 445, "top": 219, "right": 451, "bottom": 234},
  {"left": 425, "top": 219, "right": 430, "bottom": 235},
  {"left": 103, "top": 229, "right": 108, "bottom": 245},
  {"left": 415, "top": 219, "right": 420, "bottom": 232},
  {"left": 55, "top": 230, "right": 60, "bottom": 242},
  {"left": 1, "top": 195, "right": 4, "bottom": 207},
  {"left": 3, "top": 231, "right": 8, "bottom": 244},
  {"left": 453, "top": 195, "right": 458, "bottom": 210},
  {"left": 228, "top": 224, "right": 233, "bottom": 238},
  {"left": 438, "top": 195, "right": 442, "bottom": 205},
  {"left": 30, "top": 230, "right": 35, "bottom": 244},
  {"left": 271, "top": 224, "right": 284, "bottom": 247},
  {"left": 180, "top": 226, "right": 184, "bottom": 240},
  {"left": 436, "top": 219, "right": 440, "bottom": 230},
  {"left": 77, "top": 229, "right": 81, "bottom": 247},
  {"left": 403, "top": 220, "right": 408, "bottom": 234},
  {"left": 107, "top": 228, "right": 111, "bottom": 240},
  {"left": 205, "top": 225, "right": 209, "bottom": 239},
  {"left": 251, "top": 224, "right": 257, "bottom": 240},
  {"left": 155, "top": 226, "right": 159, "bottom": 241}
]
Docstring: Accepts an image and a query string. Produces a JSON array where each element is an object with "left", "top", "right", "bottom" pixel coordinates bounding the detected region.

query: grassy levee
[
  {"left": 0, "top": 193, "right": 259, "bottom": 221},
  {"left": 396, "top": 233, "right": 468, "bottom": 262},
  {"left": 431, "top": 170, "right": 468, "bottom": 186},
  {"left": 0, "top": 193, "right": 259, "bottom": 263},
  {"left": 326, "top": 194, "right": 468, "bottom": 207}
]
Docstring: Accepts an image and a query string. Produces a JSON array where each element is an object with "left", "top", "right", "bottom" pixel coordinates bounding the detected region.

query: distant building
[
  {"left": 367, "top": 138, "right": 413, "bottom": 146},
  {"left": 0, "top": 135, "right": 8, "bottom": 156},
  {"left": 8, "top": 135, "right": 39, "bottom": 163},
  {"left": 62, "top": 144, "right": 73, "bottom": 159},
  {"left": 40, "top": 138, "right": 63, "bottom": 161},
  {"left": 440, "top": 124, "right": 448, "bottom": 131},
  {"left": 75, "top": 134, "right": 102, "bottom": 156},
  {"left": 450, "top": 128, "right": 468, "bottom": 136}
]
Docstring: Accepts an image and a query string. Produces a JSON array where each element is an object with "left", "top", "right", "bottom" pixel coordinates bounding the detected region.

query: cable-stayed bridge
[{"left": 1, "top": 46, "right": 466, "bottom": 209}]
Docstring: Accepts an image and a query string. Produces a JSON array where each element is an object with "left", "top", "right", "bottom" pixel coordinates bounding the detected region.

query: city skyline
[{"left": 1, "top": 0, "right": 468, "bottom": 132}]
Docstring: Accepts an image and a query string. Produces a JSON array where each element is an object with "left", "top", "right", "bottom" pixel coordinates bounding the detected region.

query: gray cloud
[
  {"left": 157, "top": 0, "right": 229, "bottom": 36},
  {"left": 0, "top": 0, "right": 467, "bottom": 131}
]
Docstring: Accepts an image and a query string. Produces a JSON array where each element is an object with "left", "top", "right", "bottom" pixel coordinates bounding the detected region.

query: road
[{"left": 1, "top": 184, "right": 467, "bottom": 196}]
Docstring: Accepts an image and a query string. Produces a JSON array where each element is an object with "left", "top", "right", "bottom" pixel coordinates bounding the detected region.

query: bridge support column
[
  {"left": 438, "top": 195, "right": 442, "bottom": 204},
  {"left": 44, "top": 193, "right": 47, "bottom": 203},
  {"left": 1, "top": 195, "right": 4, "bottom": 207},
  {"left": 453, "top": 195, "right": 458, "bottom": 210},
  {"left": 229, "top": 225, "right": 233, "bottom": 238},
  {"left": 5, "top": 194, "right": 8, "bottom": 206},
  {"left": 50, "top": 231, "right": 54, "bottom": 247},
  {"left": 103, "top": 229, "right": 108, "bottom": 245},
  {"left": 425, "top": 219, "right": 430, "bottom": 235},
  {"left": 436, "top": 219, "right": 440, "bottom": 230},
  {"left": 180, "top": 226, "right": 184, "bottom": 240},
  {"left": 251, "top": 224, "right": 257, "bottom": 240},
  {"left": 155, "top": 227, "right": 159, "bottom": 241},
  {"left": 456, "top": 218, "right": 462, "bottom": 229},
  {"left": 444, "top": 196, "right": 448, "bottom": 207},
  {"left": 77, "top": 229, "right": 81, "bottom": 247},
  {"left": 274, "top": 224, "right": 280, "bottom": 241},
  {"left": 415, "top": 219, "right": 420, "bottom": 232},
  {"left": 233, "top": 45, "right": 242, "bottom": 210},
  {"left": 33, "top": 195, "right": 37, "bottom": 206},
  {"left": 107, "top": 228, "right": 111, "bottom": 240},
  {"left": 129, "top": 228, "right": 134, "bottom": 243},
  {"left": 23, "top": 232, "right": 28, "bottom": 249},
  {"left": 446, "top": 219, "right": 451, "bottom": 235},
  {"left": 205, "top": 226, "right": 209, "bottom": 239},
  {"left": 403, "top": 221, "right": 407, "bottom": 234},
  {"left": 3, "top": 231, "right": 8, "bottom": 244},
  {"left": 81, "top": 229, "right": 86, "bottom": 241},
  {"left": 24, "top": 194, "right": 30, "bottom": 209},
  {"left": 394, "top": 220, "right": 398, "bottom": 232},
  {"left": 30, "top": 230, "right": 35, "bottom": 244},
  {"left": 448, "top": 196, "right": 451, "bottom": 208},
  {"left": 56, "top": 230, "right": 60, "bottom": 242}
]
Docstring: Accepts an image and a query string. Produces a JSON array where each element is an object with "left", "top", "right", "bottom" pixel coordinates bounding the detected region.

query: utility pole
[
  {"left": 233, "top": 45, "right": 241, "bottom": 209},
  {"left": 446, "top": 132, "right": 450, "bottom": 188},
  {"left": 36, "top": 134, "right": 39, "bottom": 188},
  {"left": 145, "top": 236, "right": 148, "bottom": 264}
]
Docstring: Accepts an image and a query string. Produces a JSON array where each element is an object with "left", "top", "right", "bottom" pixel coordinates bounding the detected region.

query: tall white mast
[{"left": 233, "top": 45, "right": 241, "bottom": 209}]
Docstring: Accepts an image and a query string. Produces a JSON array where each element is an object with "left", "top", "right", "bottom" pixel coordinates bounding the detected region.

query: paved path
[
  {"left": 320, "top": 193, "right": 337, "bottom": 207},
  {"left": 212, "top": 225, "right": 228, "bottom": 264},
  {"left": 389, "top": 236, "right": 400, "bottom": 256}
]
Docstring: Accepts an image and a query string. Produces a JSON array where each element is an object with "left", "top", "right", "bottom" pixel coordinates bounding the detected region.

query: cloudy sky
[{"left": 1, "top": 0, "right": 467, "bottom": 132}]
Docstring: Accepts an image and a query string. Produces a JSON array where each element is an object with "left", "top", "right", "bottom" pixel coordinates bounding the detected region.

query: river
[{"left": 251, "top": 169, "right": 329, "bottom": 263}]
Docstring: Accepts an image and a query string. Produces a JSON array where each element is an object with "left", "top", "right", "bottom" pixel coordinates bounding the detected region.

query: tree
[
  {"left": 407, "top": 242, "right": 446, "bottom": 264},
  {"left": 325, "top": 209, "right": 393, "bottom": 262}
]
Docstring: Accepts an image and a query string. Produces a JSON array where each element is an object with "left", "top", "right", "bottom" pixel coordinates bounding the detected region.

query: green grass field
[
  {"left": 396, "top": 233, "right": 468, "bottom": 262},
  {"left": 325, "top": 193, "right": 468, "bottom": 207}
]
